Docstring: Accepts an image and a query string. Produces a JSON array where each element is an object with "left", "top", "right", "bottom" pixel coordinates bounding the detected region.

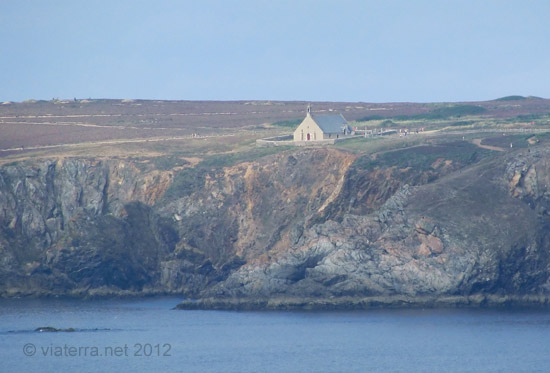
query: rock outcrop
[
  {"left": 2, "top": 144, "right": 550, "bottom": 309},
  {"left": 0, "top": 158, "right": 175, "bottom": 296}
]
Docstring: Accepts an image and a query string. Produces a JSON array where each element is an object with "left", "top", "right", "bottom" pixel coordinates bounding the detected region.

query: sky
[{"left": 1, "top": 0, "right": 549, "bottom": 103}]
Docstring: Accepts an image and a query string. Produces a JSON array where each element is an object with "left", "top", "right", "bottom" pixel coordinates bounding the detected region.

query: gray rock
[{"left": 1, "top": 146, "right": 550, "bottom": 307}]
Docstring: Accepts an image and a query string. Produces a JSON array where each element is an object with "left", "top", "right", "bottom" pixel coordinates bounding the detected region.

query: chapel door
[{"left": 307, "top": 133, "right": 311, "bottom": 141}]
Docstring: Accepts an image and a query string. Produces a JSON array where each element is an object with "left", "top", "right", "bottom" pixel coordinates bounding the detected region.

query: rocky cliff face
[
  {"left": 198, "top": 147, "right": 550, "bottom": 304},
  {"left": 0, "top": 158, "right": 174, "bottom": 296},
  {"left": 2, "top": 145, "right": 550, "bottom": 308}
]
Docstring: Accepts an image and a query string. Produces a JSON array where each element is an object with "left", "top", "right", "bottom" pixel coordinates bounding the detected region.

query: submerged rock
[{"left": 35, "top": 326, "right": 75, "bottom": 332}]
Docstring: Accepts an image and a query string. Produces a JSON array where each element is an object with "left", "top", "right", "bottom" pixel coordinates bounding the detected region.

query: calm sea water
[{"left": 1, "top": 297, "right": 550, "bottom": 372}]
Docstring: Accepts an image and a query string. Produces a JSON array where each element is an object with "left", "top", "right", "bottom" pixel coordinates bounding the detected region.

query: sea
[{"left": 1, "top": 297, "right": 550, "bottom": 372}]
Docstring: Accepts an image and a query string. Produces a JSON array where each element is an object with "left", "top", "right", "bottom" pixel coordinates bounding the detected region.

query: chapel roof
[{"left": 311, "top": 114, "right": 349, "bottom": 133}]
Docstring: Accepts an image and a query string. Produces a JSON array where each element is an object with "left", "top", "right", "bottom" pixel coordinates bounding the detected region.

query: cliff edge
[{"left": 2, "top": 142, "right": 550, "bottom": 309}]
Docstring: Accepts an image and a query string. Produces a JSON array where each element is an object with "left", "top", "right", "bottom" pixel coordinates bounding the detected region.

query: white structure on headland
[{"left": 293, "top": 105, "right": 354, "bottom": 142}]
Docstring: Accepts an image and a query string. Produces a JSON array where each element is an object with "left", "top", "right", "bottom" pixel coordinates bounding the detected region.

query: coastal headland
[{"left": 2, "top": 97, "right": 550, "bottom": 310}]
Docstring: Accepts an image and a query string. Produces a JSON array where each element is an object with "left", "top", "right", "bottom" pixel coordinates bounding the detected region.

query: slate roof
[{"left": 311, "top": 114, "right": 350, "bottom": 133}]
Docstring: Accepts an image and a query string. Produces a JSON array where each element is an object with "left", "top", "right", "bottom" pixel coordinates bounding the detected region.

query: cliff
[{"left": 2, "top": 143, "right": 550, "bottom": 308}]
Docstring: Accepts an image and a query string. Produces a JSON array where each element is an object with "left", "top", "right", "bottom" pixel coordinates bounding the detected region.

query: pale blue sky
[{"left": 1, "top": 0, "right": 549, "bottom": 102}]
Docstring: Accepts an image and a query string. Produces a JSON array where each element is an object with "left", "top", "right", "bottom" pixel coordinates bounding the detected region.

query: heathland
[{"left": 2, "top": 96, "right": 550, "bottom": 309}]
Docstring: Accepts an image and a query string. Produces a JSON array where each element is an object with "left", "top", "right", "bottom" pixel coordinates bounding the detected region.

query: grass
[
  {"left": 149, "top": 156, "right": 190, "bottom": 171},
  {"left": 448, "top": 120, "right": 476, "bottom": 127},
  {"left": 201, "top": 146, "right": 292, "bottom": 169},
  {"left": 352, "top": 106, "right": 491, "bottom": 132},
  {"left": 495, "top": 95, "right": 527, "bottom": 101},
  {"left": 481, "top": 133, "right": 550, "bottom": 149},
  {"left": 514, "top": 113, "right": 550, "bottom": 122},
  {"left": 162, "top": 145, "right": 292, "bottom": 201},
  {"left": 333, "top": 132, "right": 446, "bottom": 155},
  {"left": 353, "top": 140, "right": 493, "bottom": 172},
  {"left": 332, "top": 136, "right": 384, "bottom": 152},
  {"left": 393, "top": 105, "right": 487, "bottom": 121},
  {"left": 356, "top": 115, "right": 385, "bottom": 122},
  {"left": 271, "top": 119, "right": 302, "bottom": 128}
]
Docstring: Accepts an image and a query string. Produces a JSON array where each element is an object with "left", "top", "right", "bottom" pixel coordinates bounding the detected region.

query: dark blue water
[{"left": 1, "top": 297, "right": 550, "bottom": 372}]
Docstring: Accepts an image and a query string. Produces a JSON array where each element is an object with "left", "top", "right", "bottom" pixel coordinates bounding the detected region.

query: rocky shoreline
[
  {"left": 0, "top": 287, "right": 182, "bottom": 300},
  {"left": 3, "top": 145, "right": 550, "bottom": 306},
  {"left": 175, "top": 295, "right": 550, "bottom": 311},
  {"left": 4, "top": 292, "right": 550, "bottom": 311}
]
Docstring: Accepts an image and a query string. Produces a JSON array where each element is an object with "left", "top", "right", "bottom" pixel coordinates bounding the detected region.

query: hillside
[{"left": 2, "top": 127, "right": 550, "bottom": 308}]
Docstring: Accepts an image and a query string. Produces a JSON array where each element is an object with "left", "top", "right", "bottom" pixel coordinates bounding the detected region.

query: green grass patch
[
  {"left": 448, "top": 120, "right": 476, "bottom": 127},
  {"left": 515, "top": 113, "right": 550, "bottom": 122},
  {"left": 149, "top": 156, "right": 190, "bottom": 171},
  {"left": 393, "top": 105, "right": 487, "bottom": 121},
  {"left": 332, "top": 136, "right": 383, "bottom": 151},
  {"left": 334, "top": 133, "right": 437, "bottom": 154},
  {"left": 380, "top": 120, "right": 395, "bottom": 127},
  {"left": 353, "top": 141, "right": 492, "bottom": 171},
  {"left": 200, "top": 146, "right": 291, "bottom": 169},
  {"left": 162, "top": 146, "right": 292, "bottom": 201},
  {"left": 495, "top": 95, "right": 527, "bottom": 101},
  {"left": 356, "top": 115, "right": 385, "bottom": 122},
  {"left": 272, "top": 119, "right": 302, "bottom": 128},
  {"left": 480, "top": 133, "right": 550, "bottom": 149}
]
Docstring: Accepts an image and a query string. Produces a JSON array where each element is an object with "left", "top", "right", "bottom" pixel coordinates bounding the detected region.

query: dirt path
[{"left": 471, "top": 138, "right": 506, "bottom": 152}]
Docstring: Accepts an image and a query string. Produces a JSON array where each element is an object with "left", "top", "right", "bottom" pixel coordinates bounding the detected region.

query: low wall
[
  {"left": 263, "top": 135, "right": 293, "bottom": 141},
  {"left": 256, "top": 139, "right": 295, "bottom": 147},
  {"left": 256, "top": 134, "right": 357, "bottom": 147}
]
